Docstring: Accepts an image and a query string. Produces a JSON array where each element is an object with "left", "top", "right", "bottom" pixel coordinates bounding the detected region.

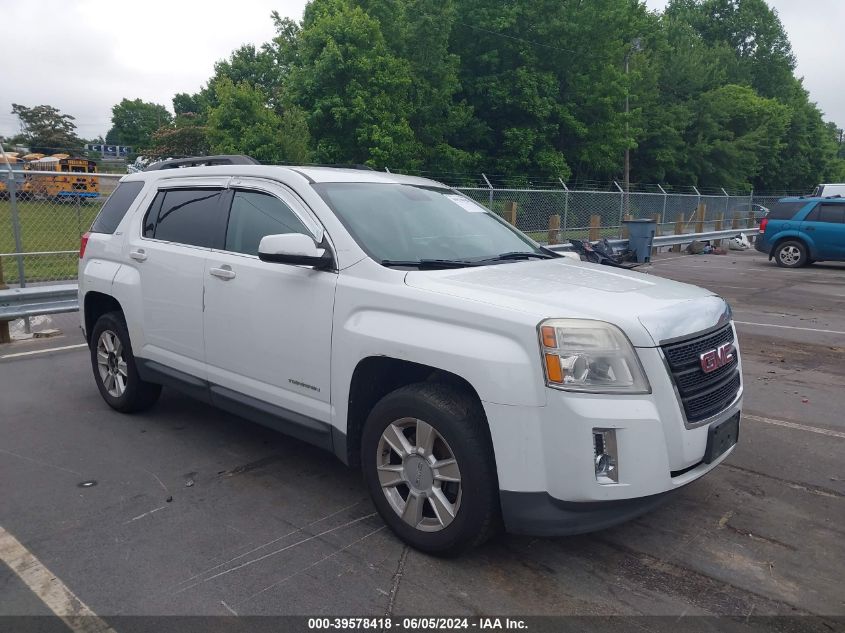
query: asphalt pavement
[{"left": 0, "top": 249, "right": 843, "bottom": 629}]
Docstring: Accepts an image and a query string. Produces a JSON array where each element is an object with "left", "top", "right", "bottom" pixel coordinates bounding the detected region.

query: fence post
[
  {"left": 614, "top": 181, "right": 624, "bottom": 237},
  {"left": 6, "top": 174, "right": 30, "bottom": 334},
  {"left": 714, "top": 214, "right": 724, "bottom": 248},
  {"left": 692, "top": 186, "right": 701, "bottom": 220},
  {"left": 672, "top": 213, "right": 684, "bottom": 253},
  {"left": 482, "top": 173, "right": 494, "bottom": 211},
  {"left": 657, "top": 184, "right": 668, "bottom": 224},
  {"left": 748, "top": 210, "right": 756, "bottom": 229},
  {"left": 732, "top": 214, "right": 740, "bottom": 229},
  {"left": 503, "top": 201, "right": 518, "bottom": 226},
  {"left": 559, "top": 178, "right": 569, "bottom": 242},
  {"left": 547, "top": 215, "right": 561, "bottom": 245},
  {"left": 0, "top": 256, "right": 8, "bottom": 344},
  {"left": 589, "top": 215, "right": 602, "bottom": 241},
  {"left": 695, "top": 204, "right": 705, "bottom": 234},
  {"left": 621, "top": 214, "right": 633, "bottom": 239}
]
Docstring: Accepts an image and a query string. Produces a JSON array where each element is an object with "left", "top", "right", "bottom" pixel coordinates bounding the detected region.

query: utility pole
[{"left": 623, "top": 38, "right": 642, "bottom": 213}]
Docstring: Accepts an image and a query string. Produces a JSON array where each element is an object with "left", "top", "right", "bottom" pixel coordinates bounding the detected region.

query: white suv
[{"left": 79, "top": 156, "right": 742, "bottom": 555}]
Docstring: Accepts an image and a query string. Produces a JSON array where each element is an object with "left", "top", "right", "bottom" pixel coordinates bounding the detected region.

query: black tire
[
  {"left": 89, "top": 311, "right": 161, "bottom": 413},
  {"left": 361, "top": 382, "right": 500, "bottom": 556},
  {"left": 773, "top": 240, "right": 808, "bottom": 268}
]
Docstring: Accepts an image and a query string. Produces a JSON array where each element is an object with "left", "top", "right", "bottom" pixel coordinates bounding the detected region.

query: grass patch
[{"left": 0, "top": 198, "right": 103, "bottom": 283}]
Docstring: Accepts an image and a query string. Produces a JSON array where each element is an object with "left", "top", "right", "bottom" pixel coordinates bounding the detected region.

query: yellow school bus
[
  {"left": 25, "top": 155, "right": 99, "bottom": 200},
  {"left": 0, "top": 153, "right": 32, "bottom": 199}
]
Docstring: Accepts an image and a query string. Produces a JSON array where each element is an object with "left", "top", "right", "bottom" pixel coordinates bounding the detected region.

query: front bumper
[
  {"left": 500, "top": 487, "right": 679, "bottom": 536},
  {"left": 483, "top": 342, "right": 742, "bottom": 535}
]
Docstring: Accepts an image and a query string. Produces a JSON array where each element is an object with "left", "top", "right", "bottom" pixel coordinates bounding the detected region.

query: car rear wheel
[
  {"left": 90, "top": 312, "right": 161, "bottom": 413},
  {"left": 774, "top": 240, "right": 807, "bottom": 268},
  {"left": 362, "top": 383, "right": 500, "bottom": 556}
]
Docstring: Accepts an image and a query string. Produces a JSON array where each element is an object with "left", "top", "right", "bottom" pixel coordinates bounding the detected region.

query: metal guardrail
[
  {"left": 547, "top": 228, "right": 759, "bottom": 252},
  {"left": 0, "top": 284, "right": 79, "bottom": 321}
]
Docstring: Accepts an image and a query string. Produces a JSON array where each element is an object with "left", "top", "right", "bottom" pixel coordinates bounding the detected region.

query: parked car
[
  {"left": 755, "top": 197, "right": 845, "bottom": 267},
  {"left": 79, "top": 156, "right": 743, "bottom": 555}
]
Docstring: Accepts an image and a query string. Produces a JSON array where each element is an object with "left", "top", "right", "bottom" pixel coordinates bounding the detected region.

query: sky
[{"left": 1, "top": 0, "right": 843, "bottom": 141}]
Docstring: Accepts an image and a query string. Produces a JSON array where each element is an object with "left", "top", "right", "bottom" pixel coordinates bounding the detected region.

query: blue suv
[{"left": 755, "top": 197, "right": 845, "bottom": 267}]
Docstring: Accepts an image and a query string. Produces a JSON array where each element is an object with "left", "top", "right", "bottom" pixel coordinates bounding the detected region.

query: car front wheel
[
  {"left": 774, "top": 240, "right": 807, "bottom": 268},
  {"left": 362, "top": 383, "right": 500, "bottom": 556}
]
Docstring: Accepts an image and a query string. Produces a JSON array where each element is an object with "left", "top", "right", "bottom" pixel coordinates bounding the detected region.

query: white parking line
[
  {"left": 733, "top": 320, "right": 845, "bottom": 336},
  {"left": 0, "top": 343, "right": 87, "bottom": 359},
  {"left": 745, "top": 414, "right": 845, "bottom": 439},
  {"left": 0, "top": 526, "right": 117, "bottom": 633}
]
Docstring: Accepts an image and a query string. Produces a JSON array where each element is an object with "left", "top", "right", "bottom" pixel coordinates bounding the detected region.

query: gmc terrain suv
[{"left": 79, "top": 156, "right": 742, "bottom": 555}]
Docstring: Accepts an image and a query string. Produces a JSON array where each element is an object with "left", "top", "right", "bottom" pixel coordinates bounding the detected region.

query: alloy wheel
[
  {"left": 96, "top": 330, "right": 128, "bottom": 398},
  {"left": 779, "top": 245, "right": 801, "bottom": 266},
  {"left": 376, "top": 417, "right": 462, "bottom": 532}
]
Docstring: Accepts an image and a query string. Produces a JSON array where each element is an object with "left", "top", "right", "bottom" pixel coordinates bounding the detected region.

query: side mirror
[{"left": 258, "top": 233, "right": 334, "bottom": 269}]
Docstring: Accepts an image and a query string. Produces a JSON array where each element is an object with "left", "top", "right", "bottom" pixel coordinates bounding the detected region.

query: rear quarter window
[
  {"left": 766, "top": 202, "right": 808, "bottom": 220},
  {"left": 90, "top": 181, "right": 145, "bottom": 234}
]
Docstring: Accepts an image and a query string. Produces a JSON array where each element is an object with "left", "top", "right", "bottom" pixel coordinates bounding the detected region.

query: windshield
[{"left": 314, "top": 183, "right": 547, "bottom": 265}]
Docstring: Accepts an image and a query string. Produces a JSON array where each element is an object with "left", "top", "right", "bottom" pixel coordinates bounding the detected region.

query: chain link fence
[
  {"left": 0, "top": 164, "right": 807, "bottom": 287},
  {"left": 0, "top": 171, "right": 120, "bottom": 286},
  {"left": 454, "top": 184, "right": 769, "bottom": 243}
]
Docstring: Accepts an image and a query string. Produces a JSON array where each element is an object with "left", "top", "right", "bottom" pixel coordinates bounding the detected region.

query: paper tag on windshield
[{"left": 446, "top": 194, "right": 486, "bottom": 212}]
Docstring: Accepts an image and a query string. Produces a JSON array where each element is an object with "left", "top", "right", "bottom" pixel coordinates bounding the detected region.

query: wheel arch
[
  {"left": 83, "top": 291, "right": 124, "bottom": 344},
  {"left": 769, "top": 233, "right": 814, "bottom": 260},
  {"left": 342, "top": 356, "right": 486, "bottom": 469}
]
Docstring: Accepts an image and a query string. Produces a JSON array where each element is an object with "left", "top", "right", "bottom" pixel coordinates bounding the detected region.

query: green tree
[
  {"left": 285, "top": 0, "right": 419, "bottom": 168},
  {"left": 106, "top": 99, "right": 172, "bottom": 150},
  {"left": 10, "top": 103, "right": 83, "bottom": 154},
  {"left": 206, "top": 78, "right": 311, "bottom": 164},
  {"left": 684, "top": 84, "right": 789, "bottom": 189}
]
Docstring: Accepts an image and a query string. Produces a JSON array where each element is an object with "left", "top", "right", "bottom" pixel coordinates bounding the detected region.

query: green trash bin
[{"left": 622, "top": 218, "right": 656, "bottom": 264}]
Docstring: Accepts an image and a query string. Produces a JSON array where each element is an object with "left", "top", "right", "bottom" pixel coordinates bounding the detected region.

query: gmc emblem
[{"left": 700, "top": 343, "right": 735, "bottom": 373}]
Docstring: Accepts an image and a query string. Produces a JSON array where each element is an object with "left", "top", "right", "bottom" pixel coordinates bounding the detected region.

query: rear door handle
[
  {"left": 129, "top": 249, "right": 147, "bottom": 262},
  {"left": 209, "top": 266, "right": 236, "bottom": 280}
]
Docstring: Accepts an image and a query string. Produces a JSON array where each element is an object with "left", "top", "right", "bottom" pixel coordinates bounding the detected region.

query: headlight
[{"left": 538, "top": 319, "right": 650, "bottom": 394}]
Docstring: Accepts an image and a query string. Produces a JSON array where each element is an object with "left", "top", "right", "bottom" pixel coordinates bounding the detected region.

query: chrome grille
[{"left": 662, "top": 324, "right": 740, "bottom": 423}]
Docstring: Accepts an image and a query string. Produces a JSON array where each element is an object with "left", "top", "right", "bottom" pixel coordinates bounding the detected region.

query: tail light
[
  {"left": 759, "top": 217, "right": 768, "bottom": 233},
  {"left": 79, "top": 232, "right": 90, "bottom": 258}
]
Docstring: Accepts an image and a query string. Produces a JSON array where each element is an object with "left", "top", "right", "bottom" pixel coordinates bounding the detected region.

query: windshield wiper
[
  {"left": 380, "top": 259, "right": 481, "bottom": 269},
  {"left": 480, "top": 251, "right": 555, "bottom": 262}
]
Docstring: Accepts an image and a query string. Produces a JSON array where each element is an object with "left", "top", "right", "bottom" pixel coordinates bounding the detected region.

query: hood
[{"left": 404, "top": 258, "right": 730, "bottom": 347}]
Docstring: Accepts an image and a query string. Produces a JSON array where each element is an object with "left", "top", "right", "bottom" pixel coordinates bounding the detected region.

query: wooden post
[
  {"left": 748, "top": 211, "right": 756, "bottom": 229},
  {"left": 589, "top": 215, "right": 602, "bottom": 242},
  {"left": 695, "top": 204, "right": 705, "bottom": 234},
  {"left": 672, "top": 213, "right": 685, "bottom": 253},
  {"left": 732, "top": 214, "right": 740, "bottom": 229},
  {"left": 503, "top": 201, "right": 518, "bottom": 226},
  {"left": 621, "top": 213, "right": 633, "bottom": 239},
  {"left": 713, "top": 213, "right": 724, "bottom": 248},
  {"left": 0, "top": 257, "right": 9, "bottom": 344},
  {"left": 547, "top": 214, "right": 561, "bottom": 245}
]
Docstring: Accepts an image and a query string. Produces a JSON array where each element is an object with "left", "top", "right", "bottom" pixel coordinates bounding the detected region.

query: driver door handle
[
  {"left": 129, "top": 249, "right": 147, "bottom": 262},
  {"left": 209, "top": 265, "right": 236, "bottom": 280}
]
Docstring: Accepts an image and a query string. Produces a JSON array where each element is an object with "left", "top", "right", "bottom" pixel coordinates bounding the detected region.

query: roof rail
[
  {"left": 317, "top": 164, "right": 375, "bottom": 171},
  {"left": 143, "top": 155, "right": 260, "bottom": 172}
]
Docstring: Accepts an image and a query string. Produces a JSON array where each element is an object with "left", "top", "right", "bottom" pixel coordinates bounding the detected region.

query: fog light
[{"left": 593, "top": 429, "right": 619, "bottom": 484}]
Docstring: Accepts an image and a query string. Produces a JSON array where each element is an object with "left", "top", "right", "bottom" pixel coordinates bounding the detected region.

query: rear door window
[
  {"left": 90, "top": 181, "right": 144, "bottom": 234},
  {"left": 142, "top": 188, "right": 227, "bottom": 248}
]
